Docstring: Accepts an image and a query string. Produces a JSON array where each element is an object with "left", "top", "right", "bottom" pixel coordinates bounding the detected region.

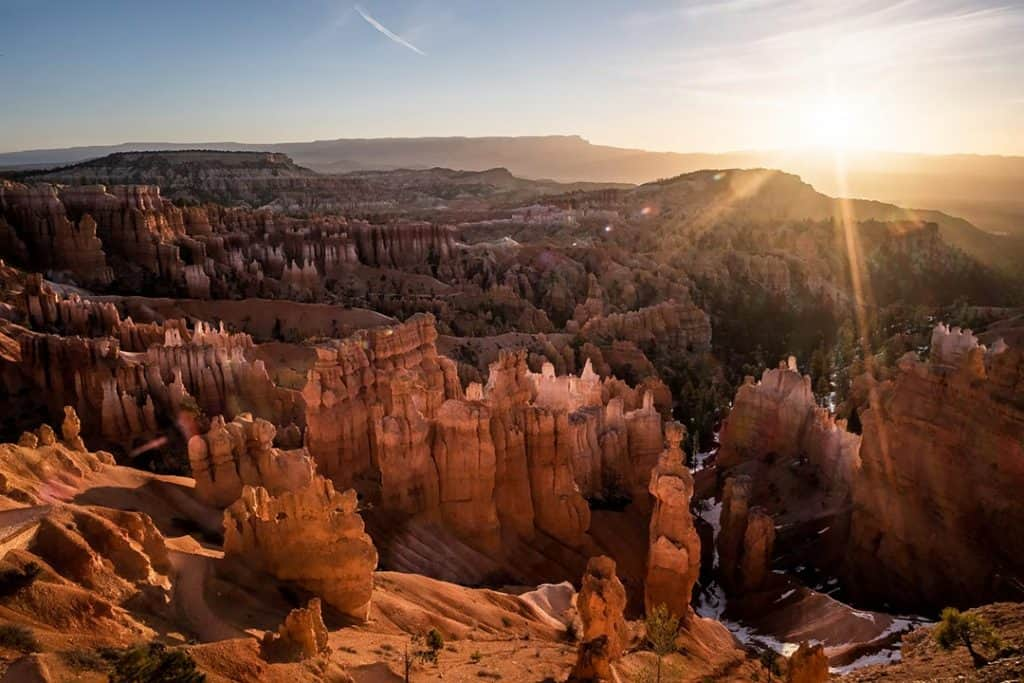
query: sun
[{"left": 804, "top": 92, "right": 870, "bottom": 151}]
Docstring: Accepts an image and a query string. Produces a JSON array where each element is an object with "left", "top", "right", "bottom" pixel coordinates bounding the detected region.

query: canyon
[{"left": 0, "top": 153, "right": 1021, "bottom": 681}]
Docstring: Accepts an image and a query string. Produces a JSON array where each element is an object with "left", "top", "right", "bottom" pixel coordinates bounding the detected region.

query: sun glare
[{"left": 805, "top": 93, "right": 867, "bottom": 151}]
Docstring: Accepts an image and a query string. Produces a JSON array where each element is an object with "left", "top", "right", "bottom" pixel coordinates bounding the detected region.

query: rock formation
[
  {"left": 845, "top": 324, "right": 1024, "bottom": 609},
  {"left": 718, "top": 356, "right": 860, "bottom": 495},
  {"left": 569, "top": 556, "right": 628, "bottom": 682},
  {"left": 30, "top": 504, "right": 171, "bottom": 603},
  {"left": 260, "top": 598, "right": 330, "bottom": 662},
  {"left": 188, "top": 413, "right": 315, "bottom": 507},
  {"left": 223, "top": 476, "right": 378, "bottom": 620},
  {"left": 785, "top": 641, "right": 829, "bottom": 683},
  {"left": 0, "top": 415, "right": 114, "bottom": 506},
  {"left": 302, "top": 313, "right": 461, "bottom": 493},
  {"left": 9, "top": 317, "right": 299, "bottom": 451},
  {"left": 645, "top": 421, "right": 701, "bottom": 619},
  {"left": 60, "top": 405, "right": 86, "bottom": 452},
  {"left": 579, "top": 299, "right": 711, "bottom": 355},
  {"left": 0, "top": 181, "right": 114, "bottom": 287},
  {"left": 717, "top": 476, "right": 776, "bottom": 595},
  {"left": 303, "top": 316, "right": 663, "bottom": 555}
]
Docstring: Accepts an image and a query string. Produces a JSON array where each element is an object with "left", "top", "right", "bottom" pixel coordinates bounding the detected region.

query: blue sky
[{"left": 1, "top": 0, "right": 1022, "bottom": 154}]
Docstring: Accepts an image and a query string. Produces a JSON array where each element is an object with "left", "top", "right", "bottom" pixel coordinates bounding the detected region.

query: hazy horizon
[
  {"left": 3, "top": 0, "right": 1022, "bottom": 156},
  {"left": 5, "top": 133, "right": 1024, "bottom": 161}
]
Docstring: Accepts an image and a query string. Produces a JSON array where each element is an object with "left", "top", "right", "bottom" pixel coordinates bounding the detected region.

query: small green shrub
[
  {"left": 415, "top": 628, "right": 445, "bottom": 664},
  {"left": 935, "top": 607, "right": 1003, "bottom": 668},
  {"left": 645, "top": 604, "right": 682, "bottom": 683}
]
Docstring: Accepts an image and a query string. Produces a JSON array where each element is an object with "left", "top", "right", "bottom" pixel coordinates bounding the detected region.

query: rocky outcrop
[
  {"left": 569, "top": 556, "right": 628, "bottom": 682},
  {"left": 188, "top": 413, "right": 315, "bottom": 507},
  {"left": 304, "top": 316, "right": 662, "bottom": 555},
  {"left": 223, "top": 476, "right": 378, "bottom": 621},
  {"left": 260, "top": 598, "right": 330, "bottom": 662},
  {"left": 717, "top": 476, "right": 775, "bottom": 595},
  {"left": 350, "top": 220, "right": 455, "bottom": 269},
  {"left": 718, "top": 357, "right": 860, "bottom": 496},
  {"left": 786, "top": 641, "right": 829, "bottom": 683},
  {"left": 645, "top": 421, "right": 701, "bottom": 619},
  {"left": 61, "top": 405, "right": 86, "bottom": 452},
  {"left": 845, "top": 325, "right": 1024, "bottom": 609},
  {"left": 432, "top": 399, "right": 501, "bottom": 554},
  {"left": 29, "top": 504, "right": 171, "bottom": 603},
  {"left": 0, "top": 414, "right": 114, "bottom": 506},
  {"left": 10, "top": 319, "right": 300, "bottom": 450},
  {"left": 302, "top": 313, "right": 461, "bottom": 493},
  {"left": 58, "top": 184, "right": 187, "bottom": 282},
  {"left": 0, "top": 181, "right": 114, "bottom": 286},
  {"left": 579, "top": 299, "right": 711, "bottom": 355}
]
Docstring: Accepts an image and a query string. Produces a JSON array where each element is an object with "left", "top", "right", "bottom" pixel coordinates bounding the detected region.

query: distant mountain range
[{"left": 2, "top": 135, "right": 1022, "bottom": 237}]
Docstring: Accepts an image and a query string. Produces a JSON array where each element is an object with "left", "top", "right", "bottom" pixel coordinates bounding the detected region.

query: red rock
[
  {"left": 569, "top": 556, "right": 629, "bottom": 682},
  {"left": 260, "top": 598, "right": 330, "bottom": 662},
  {"left": 188, "top": 413, "right": 315, "bottom": 507},
  {"left": 846, "top": 325, "right": 1024, "bottom": 609},
  {"left": 223, "top": 476, "right": 378, "bottom": 621},
  {"left": 786, "top": 641, "right": 828, "bottom": 683},
  {"left": 645, "top": 421, "right": 701, "bottom": 619}
]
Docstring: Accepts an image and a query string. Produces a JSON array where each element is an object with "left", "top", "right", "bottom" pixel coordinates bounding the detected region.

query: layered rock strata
[
  {"left": 10, "top": 319, "right": 298, "bottom": 449},
  {"left": 260, "top": 598, "right": 330, "bottom": 662},
  {"left": 718, "top": 356, "right": 860, "bottom": 494}
]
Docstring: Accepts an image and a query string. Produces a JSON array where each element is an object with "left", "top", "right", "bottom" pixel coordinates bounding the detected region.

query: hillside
[{"left": 3, "top": 136, "right": 1023, "bottom": 237}]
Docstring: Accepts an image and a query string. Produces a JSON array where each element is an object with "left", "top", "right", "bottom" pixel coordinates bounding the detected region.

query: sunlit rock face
[
  {"left": 716, "top": 324, "right": 1024, "bottom": 611},
  {"left": 785, "top": 642, "right": 829, "bottom": 683},
  {"left": 845, "top": 324, "right": 1024, "bottom": 610},
  {"left": 6, "top": 276, "right": 301, "bottom": 453},
  {"left": 718, "top": 356, "right": 860, "bottom": 494},
  {"left": 187, "top": 412, "right": 315, "bottom": 507},
  {"left": 0, "top": 408, "right": 114, "bottom": 506},
  {"left": 223, "top": 476, "right": 378, "bottom": 621},
  {"left": 302, "top": 313, "right": 461, "bottom": 495},
  {"left": 569, "top": 555, "right": 628, "bottom": 682},
  {"left": 645, "top": 421, "right": 701, "bottom": 619},
  {"left": 303, "top": 315, "right": 665, "bottom": 557},
  {"left": 260, "top": 598, "right": 330, "bottom": 662}
]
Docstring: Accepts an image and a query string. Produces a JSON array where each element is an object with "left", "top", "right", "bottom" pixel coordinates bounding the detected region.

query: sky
[{"left": 1, "top": 0, "right": 1022, "bottom": 155}]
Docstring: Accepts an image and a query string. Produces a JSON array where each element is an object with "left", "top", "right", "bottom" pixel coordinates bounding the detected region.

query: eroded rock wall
[
  {"left": 223, "top": 476, "right": 378, "bottom": 621},
  {"left": 846, "top": 325, "right": 1024, "bottom": 609}
]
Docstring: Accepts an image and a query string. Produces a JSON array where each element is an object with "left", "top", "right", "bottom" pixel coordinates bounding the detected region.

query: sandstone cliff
[{"left": 845, "top": 324, "right": 1024, "bottom": 609}]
